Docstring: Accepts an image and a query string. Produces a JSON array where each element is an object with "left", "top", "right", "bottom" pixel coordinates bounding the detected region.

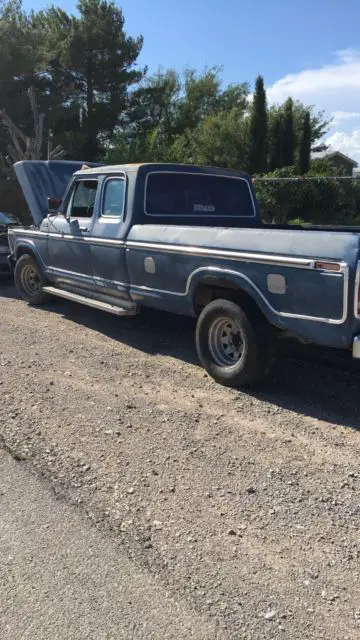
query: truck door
[
  {"left": 89, "top": 174, "right": 130, "bottom": 301},
  {"left": 47, "top": 177, "right": 99, "bottom": 292}
]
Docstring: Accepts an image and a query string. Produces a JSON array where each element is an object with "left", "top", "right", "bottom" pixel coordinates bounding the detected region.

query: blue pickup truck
[{"left": 8, "top": 160, "right": 360, "bottom": 387}]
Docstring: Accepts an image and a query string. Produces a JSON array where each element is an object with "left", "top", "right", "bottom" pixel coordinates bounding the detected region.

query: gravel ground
[{"left": 1, "top": 278, "right": 360, "bottom": 639}]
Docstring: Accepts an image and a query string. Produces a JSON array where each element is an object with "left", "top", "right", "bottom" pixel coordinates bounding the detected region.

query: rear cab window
[{"left": 145, "top": 172, "right": 255, "bottom": 218}]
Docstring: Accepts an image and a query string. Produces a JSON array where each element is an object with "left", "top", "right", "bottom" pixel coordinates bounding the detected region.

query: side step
[{"left": 42, "top": 286, "right": 138, "bottom": 316}]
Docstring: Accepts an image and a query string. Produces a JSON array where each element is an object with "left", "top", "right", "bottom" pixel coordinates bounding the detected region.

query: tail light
[{"left": 314, "top": 261, "right": 341, "bottom": 272}]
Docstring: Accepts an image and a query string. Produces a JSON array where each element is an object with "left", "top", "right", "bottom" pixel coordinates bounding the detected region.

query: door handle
[{"left": 79, "top": 226, "right": 88, "bottom": 231}]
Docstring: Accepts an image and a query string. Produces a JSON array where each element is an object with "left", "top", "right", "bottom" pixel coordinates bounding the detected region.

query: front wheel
[
  {"left": 195, "top": 298, "right": 277, "bottom": 388},
  {"left": 14, "top": 254, "right": 48, "bottom": 305}
]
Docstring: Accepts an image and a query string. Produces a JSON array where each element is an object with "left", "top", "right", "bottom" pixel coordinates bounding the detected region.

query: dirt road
[{"left": 1, "top": 279, "right": 360, "bottom": 639}]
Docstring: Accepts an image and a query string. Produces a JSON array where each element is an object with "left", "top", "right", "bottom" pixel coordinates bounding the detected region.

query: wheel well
[
  {"left": 193, "top": 280, "right": 263, "bottom": 319},
  {"left": 16, "top": 246, "right": 36, "bottom": 260}
]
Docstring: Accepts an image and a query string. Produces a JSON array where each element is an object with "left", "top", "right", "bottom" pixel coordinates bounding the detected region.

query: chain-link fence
[{"left": 253, "top": 176, "right": 360, "bottom": 226}]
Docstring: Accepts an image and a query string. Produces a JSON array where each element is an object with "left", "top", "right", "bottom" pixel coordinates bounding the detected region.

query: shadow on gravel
[
  {"left": 0, "top": 277, "right": 18, "bottom": 298},
  {"left": 253, "top": 343, "right": 360, "bottom": 431},
  {"left": 5, "top": 286, "right": 360, "bottom": 431}
]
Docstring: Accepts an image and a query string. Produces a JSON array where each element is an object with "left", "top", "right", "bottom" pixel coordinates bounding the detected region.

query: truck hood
[{"left": 14, "top": 160, "right": 103, "bottom": 226}]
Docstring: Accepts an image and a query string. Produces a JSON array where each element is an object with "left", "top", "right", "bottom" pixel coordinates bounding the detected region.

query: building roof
[{"left": 311, "top": 149, "right": 358, "bottom": 167}]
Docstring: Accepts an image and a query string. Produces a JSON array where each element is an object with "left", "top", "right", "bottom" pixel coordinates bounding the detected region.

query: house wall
[{"left": 328, "top": 156, "right": 355, "bottom": 176}]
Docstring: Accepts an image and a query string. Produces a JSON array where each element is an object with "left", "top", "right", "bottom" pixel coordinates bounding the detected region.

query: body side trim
[
  {"left": 12, "top": 228, "right": 345, "bottom": 273},
  {"left": 126, "top": 240, "right": 345, "bottom": 271},
  {"left": 46, "top": 265, "right": 128, "bottom": 289},
  {"left": 130, "top": 265, "right": 349, "bottom": 325}
]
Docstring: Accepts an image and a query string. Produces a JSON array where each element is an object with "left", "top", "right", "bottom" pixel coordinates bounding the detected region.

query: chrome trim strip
[
  {"left": 82, "top": 236, "right": 125, "bottom": 247},
  {"left": 126, "top": 240, "right": 344, "bottom": 270},
  {"left": 354, "top": 261, "right": 360, "bottom": 319},
  {"left": 12, "top": 228, "right": 45, "bottom": 237},
  {"left": 46, "top": 266, "right": 127, "bottom": 289},
  {"left": 341, "top": 264, "right": 349, "bottom": 324},
  {"left": 353, "top": 335, "right": 360, "bottom": 358},
  {"left": 50, "top": 233, "right": 125, "bottom": 248},
  {"left": 130, "top": 265, "right": 349, "bottom": 325},
  {"left": 46, "top": 266, "right": 91, "bottom": 277},
  {"left": 13, "top": 228, "right": 344, "bottom": 272},
  {"left": 143, "top": 170, "right": 257, "bottom": 218},
  {"left": 12, "top": 228, "right": 125, "bottom": 248}
]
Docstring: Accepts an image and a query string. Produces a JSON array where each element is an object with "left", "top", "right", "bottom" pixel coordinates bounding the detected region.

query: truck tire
[
  {"left": 14, "top": 254, "right": 49, "bottom": 305},
  {"left": 195, "top": 298, "right": 277, "bottom": 387}
]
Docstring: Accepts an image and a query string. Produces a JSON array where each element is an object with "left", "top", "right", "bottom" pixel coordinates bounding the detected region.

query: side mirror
[{"left": 47, "top": 197, "right": 62, "bottom": 214}]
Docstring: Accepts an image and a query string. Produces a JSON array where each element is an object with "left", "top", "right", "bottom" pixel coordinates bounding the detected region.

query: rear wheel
[
  {"left": 195, "top": 298, "right": 277, "bottom": 387},
  {"left": 14, "top": 254, "right": 48, "bottom": 305}
]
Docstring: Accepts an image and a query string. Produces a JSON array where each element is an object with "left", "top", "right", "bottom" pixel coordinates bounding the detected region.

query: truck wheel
[
  {"left": 195, "top": 298, "right": 277, "bottom": 387},
  {"left": 14, "top": 254, "right": 48, "bottom": 305}
]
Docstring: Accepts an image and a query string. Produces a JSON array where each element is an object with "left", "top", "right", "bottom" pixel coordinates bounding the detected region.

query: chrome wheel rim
[
  {"left": 208, "top": 316, "right": 243, "bottom": 367},
  {"left": 20, "top": 264, "right": 41, "bottom": 297}
]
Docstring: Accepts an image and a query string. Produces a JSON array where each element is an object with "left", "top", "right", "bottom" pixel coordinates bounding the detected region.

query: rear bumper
[{"left": 353, "top": 335, "right": 360, "bottom": 359}]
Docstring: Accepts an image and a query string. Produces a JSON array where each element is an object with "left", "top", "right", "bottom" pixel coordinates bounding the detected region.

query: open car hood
[{"left": 14, "top": 160, "right": 103, "bottom": 226}]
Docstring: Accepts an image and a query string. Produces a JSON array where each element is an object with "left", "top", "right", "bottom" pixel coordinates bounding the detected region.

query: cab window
[
  {"left": 145, "top": 172, "right": 255, "bottom": 218},
  {"left": 101, "top": 178, "right": 125, "bottom": 217},
  {"left": 66, "top": 180, "right": 98, "bottom": 218}
]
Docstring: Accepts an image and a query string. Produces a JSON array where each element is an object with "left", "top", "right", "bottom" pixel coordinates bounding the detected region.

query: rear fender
[{"left": 189, "top": 267, "right": 283, "bottom": 328}]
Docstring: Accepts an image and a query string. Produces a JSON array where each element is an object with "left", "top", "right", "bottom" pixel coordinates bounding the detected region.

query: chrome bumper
[{"left": 353, "top": 336, "right": 360, "bottom": 359}]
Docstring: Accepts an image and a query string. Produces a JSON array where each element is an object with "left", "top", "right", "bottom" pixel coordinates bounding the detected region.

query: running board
[{"left": 42, "top": 286, "right": 138, "bottom": 316}]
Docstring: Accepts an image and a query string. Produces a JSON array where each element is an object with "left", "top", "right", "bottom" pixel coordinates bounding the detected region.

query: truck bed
[{"left": 264, "top": 223, "right": 360, "bottom": 233}]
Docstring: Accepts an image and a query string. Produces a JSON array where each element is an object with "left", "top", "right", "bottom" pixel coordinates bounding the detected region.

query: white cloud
[
  {"left": 331, "top": 111, "right": 360, "bottom": 125},
  {"left": 326, "top": 130, "right": 360, "bottom": 163},
  {"left": 267, "top": 50, "right": 360, "bottom": 108},
  {"left": 267, "top": 49, "right": 360, "bottom": 162},
  {"left": 335, "top": 48, "right": 359, "bottom": 64}
]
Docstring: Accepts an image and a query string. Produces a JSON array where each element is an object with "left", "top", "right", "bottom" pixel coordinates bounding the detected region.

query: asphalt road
[{"left": 0, "top": 449, "right": 218, "bottom": 640}]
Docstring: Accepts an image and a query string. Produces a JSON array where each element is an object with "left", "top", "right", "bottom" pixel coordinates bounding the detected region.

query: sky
[{"left": 23, "top": 0, "right": 360, "bottom": 162}]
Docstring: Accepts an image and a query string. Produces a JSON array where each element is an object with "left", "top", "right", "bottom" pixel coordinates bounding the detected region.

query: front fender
[{"left": 14, "top": 239, "right": 47, "bottom": 277}]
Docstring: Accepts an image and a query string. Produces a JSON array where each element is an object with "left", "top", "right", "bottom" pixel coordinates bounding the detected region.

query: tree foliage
[
  {"left": 298, "top": 110, "right": 311, "bottom": 174},
  {"left": 0, "top": 0, "right": 144, "bottom": 162},
  {"left": 282, "top": 97, "right": 295, "bottom": 167},
  {"left": 249, "top": 75, "right": 268, "bottom": 174},
  {"left": 255, "top": 162, "right": 360, "bottom": 226},
  {"left": 0, "top": 0, "right": 329, "bottom": 177}
]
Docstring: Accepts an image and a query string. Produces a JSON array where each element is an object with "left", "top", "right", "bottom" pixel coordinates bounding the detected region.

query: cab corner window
[
  {"left": 66, "top": 179, "right": 98, "bottom": 218},
  {"left": 101, "top": 178, "right": 125, "bottom": 217}
]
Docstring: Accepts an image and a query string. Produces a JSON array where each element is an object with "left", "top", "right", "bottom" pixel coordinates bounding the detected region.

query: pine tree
[
  {"left": 298, "top": 110, "right": 311, "bottom": 174},
  {"left": 268, "top": 113, "right": 284, "bottom": 170},
  {"left": 283, "top": 97, "right": 295, "bottom": 166},
  {"left": 249, "top": 75, "right": 268, "bottom": 174}
]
